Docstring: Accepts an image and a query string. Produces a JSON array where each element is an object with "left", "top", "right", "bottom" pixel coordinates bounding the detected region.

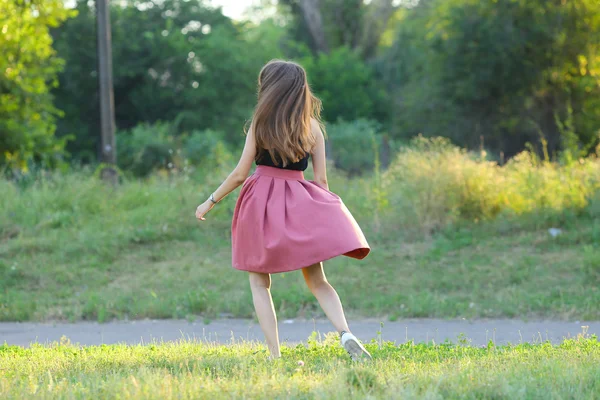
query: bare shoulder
[
  {"left": 310, "top": 118, "right": 324, "bottom": 138},
  {"left": 309, "top": 119, "right": 325, "bottom": 156}
]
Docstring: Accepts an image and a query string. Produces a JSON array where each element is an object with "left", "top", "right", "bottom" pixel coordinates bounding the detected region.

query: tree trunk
[
  {"left": 360, "top": 0, "right": 396, "bottom": 58},
  {"left": 298, "top": 0, "right": 329, "bottom": 53}
]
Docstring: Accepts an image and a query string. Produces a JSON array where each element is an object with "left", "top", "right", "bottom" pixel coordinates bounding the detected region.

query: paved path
[{"left": 1, "top": 319, "right": 598, "bottom": 347}]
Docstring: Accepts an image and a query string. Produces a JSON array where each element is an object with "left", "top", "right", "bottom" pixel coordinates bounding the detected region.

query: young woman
[{"left": 195, "top": 60, "right": 371, "bottom": 360}]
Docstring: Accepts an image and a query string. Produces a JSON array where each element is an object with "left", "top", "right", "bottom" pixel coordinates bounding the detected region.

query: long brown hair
[{"left": 249, "top": 60, "right": 324, "bottom": 167}]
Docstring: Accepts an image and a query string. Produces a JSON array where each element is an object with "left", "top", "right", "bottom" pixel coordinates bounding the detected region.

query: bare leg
[
  {"left": 248, "top": 272, "right": 280, "bottom": 358},
  {"left": 302, "top": 262, "right": 350, "bottom": 334}
]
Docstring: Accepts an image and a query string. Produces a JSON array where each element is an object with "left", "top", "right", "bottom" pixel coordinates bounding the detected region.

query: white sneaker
[{"left": 341, "top": 331, "right": 372, "bottom": 361}]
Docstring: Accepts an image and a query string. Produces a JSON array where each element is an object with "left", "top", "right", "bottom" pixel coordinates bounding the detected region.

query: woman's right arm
[{"left": 310, "top": 120, "right": 329, "bottom": 191}]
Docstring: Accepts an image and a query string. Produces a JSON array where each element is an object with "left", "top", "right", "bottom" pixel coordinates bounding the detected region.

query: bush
[
  {"left": 117, "top": 122, "right": 236, "bottom": 178},
  {"left": 503, "top": 151, "right": 600, "bottom": 215},
  {"left": 117, "top": 122, "right": 182, "bottom": 178},
  {"left": 383, "top": 137, "right": 503, "bottom": 232},
  {"left": 382, "top": 136, "right": 600, "bottom": 234},
  {"left": 326, "top": 119, "right": 382, "bottom": 176},
  {"left": 183, "top": 129, "right": 233, "bottom": 167}
]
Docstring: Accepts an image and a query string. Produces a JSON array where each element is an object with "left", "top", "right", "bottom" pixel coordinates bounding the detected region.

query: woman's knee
[
  {"left": 249, "top": 272, "right": 271, "bottom": 290},
  {"left": 302, "top": 263, "right": 327, "bottom": 291}
]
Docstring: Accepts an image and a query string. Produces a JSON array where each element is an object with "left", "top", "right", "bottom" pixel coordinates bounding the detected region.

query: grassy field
[
  {"left": 1, "top": 335, "right": 598, "bottom": 399},
  {"left": 1, "top": 140, "right": 599, "bottom": 322},
  {"left": 2, "top": 209, "right": 599, "bottom": 323}
]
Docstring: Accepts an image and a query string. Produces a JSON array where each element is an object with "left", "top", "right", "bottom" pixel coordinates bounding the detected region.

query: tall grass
[
  {"left": 2, "top": 136, "right": 597, "bottom": 239},
  {"left": 380, "top": 136, "right": 600, "bottom": 235},
  {"left": 1, "top": 138, "right": 599, "bottom": 322}
]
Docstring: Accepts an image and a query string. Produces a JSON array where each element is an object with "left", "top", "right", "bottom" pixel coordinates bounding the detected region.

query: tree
[
  {"left": 0, "top": 0, "right": 74, "bottom": 171},
  {"left": 280, "top": 0, "right": 399, "bottom": 58},
  {"left": 381, "top": 0, "right": 600, "bottom": 157},
  {"left": 52, "top": 0, "right": 285, "bottom": 160},
  {"left": 301, "top": 46, "right": 388, "bottom": 123},
  {"left": 277, "top": 1, "right": 393, "bottom": 124}
]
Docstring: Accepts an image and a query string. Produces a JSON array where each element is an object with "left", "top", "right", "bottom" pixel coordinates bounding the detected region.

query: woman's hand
[{"left": 195, "top": 200, "right": 214, "bottom": 221}]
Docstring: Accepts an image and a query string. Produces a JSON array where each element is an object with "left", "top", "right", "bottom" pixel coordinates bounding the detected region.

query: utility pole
[{"left": 96, "top": 0, "right": 118, "bottom": 183}]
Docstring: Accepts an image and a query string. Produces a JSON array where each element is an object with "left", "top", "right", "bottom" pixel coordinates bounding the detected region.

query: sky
[
  {"left": 211, "top": 0, "right": 257, "bottom": 20},
  {"left": 64, "top": 1, "right": 262, "bottom": 21}
]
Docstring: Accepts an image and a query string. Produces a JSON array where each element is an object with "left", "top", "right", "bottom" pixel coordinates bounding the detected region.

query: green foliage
[
  {"left": 52, "top": 0, "right": 285, "bottom": 158},
  {"left": 1, "top": 143, "right": 599, "bottom": 322},
  {"left": 4, "top": 0, "right": 599, "bottom": 172},
  {"left": 320, "top": 0, "right": 364, "bottom": 50},
  {"left": 280, "top": 0, "right": 399, "bottom": 59},
  {"left": 382, "top": 0, "right": 600, "bottom": 156},
  {"left": 302, "top": 47, "right": 388, "bottom": 123},
  {"left": 116, "top": 122, "right": 234, "bottom": 177},
  {"left": 326, "top": 119, "right": 381, "bottom": 175},
  {"left": 117, "top": 122, "right": 181, "bottom": 177},
  {"left": 0, "top": 0, "right": 75, "bottom": 172},
  {"left": 383, "top": 136, "right": 600, "bottom": 234},
  {"left": 183, "top": 129, "right": 230, "bottom": 166},
  {"left": 383, "top": 137, "right": 505, "bottom": 232}
]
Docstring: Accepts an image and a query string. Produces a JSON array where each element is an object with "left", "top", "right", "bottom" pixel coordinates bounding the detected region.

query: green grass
[
  {"left": 1, "top": 334, "right": 598, "bottom": 399},
  {"left": 1, "top": 140, "right": 599, "bottom": 322}
]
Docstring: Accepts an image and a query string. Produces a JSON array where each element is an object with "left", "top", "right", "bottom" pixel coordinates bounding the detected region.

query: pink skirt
[{"left": 231, "top": 166, "right": 370, "bottom": 273}]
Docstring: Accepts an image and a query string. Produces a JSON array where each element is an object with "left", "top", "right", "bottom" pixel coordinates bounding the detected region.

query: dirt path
[{"left": 2, "top": 318, "right": 598, "bottom": 347}]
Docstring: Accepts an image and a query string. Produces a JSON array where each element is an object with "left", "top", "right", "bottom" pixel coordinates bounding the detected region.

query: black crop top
[{"left": 256, "top": 150, "right": 309, "bottom": 171}]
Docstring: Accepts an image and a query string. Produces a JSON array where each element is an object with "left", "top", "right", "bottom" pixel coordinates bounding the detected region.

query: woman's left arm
[{"left": 195, "top": 128, "right": 256, "bottom": 221}]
